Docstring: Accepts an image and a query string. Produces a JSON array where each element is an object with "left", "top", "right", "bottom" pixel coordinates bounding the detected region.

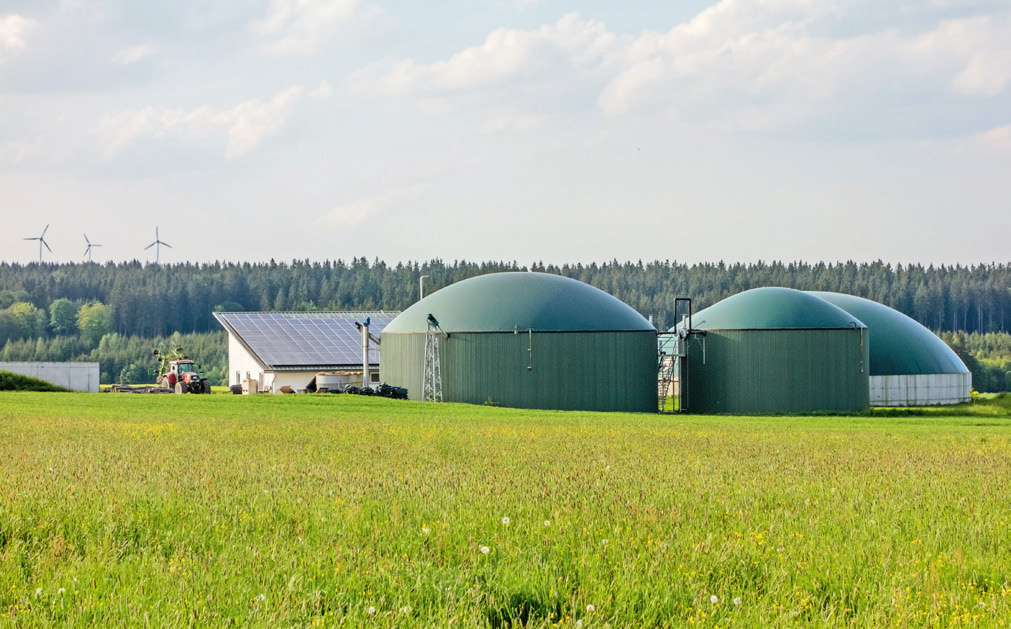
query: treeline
[
  {"left": 0, "top": 259, "right": 1007, "bottom": 388},
  {"left": 0, "top": 259, "right": 1007, "bottom": 335},
  {"left": 938, "top": 332, "right": 1011, "bottom": 393}
]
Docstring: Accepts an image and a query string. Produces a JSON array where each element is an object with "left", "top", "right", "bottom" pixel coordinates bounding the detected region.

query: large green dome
[
  {"left": 383, "top": 272, "right": 654, "bottom": 333},
  {"left": 809, "top": 292, "right": 968, "bottom": 376},
  {"left": 684, "top": 287, "right": 866, "bottom": 331}
]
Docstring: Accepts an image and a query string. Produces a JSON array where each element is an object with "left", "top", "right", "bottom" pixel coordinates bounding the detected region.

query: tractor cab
[{"left": 170, "top": 360, "right": 197, "bottom": 376}]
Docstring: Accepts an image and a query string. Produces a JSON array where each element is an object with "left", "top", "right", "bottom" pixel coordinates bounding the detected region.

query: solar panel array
[{"left": 218, "top": 312, "right": 398, "bottom": 367}]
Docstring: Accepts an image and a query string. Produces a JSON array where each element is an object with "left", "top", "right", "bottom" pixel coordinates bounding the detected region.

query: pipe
[
  {"left": 528, "top": 328, "right": 533, "bottom": 371},
  {"left": 361, "top": 321, "right": 370, "bottom": 388}
]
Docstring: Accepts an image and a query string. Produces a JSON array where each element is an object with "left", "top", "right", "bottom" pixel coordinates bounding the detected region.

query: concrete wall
[
  {"left": 870, "top": 373, "right": 972, "bottom": 406},
  {"left": 0, "top": 362, "right": 100, "bottom": 392}
]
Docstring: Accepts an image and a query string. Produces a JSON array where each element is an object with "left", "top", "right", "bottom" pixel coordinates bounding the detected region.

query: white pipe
[{"left": 362, "top": 322, "right": 370, "bottom": 388}]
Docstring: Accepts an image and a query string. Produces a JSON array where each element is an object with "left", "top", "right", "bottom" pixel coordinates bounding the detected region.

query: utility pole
[{"left": 420, "top": 275, "right": 429, "bottom": 301}]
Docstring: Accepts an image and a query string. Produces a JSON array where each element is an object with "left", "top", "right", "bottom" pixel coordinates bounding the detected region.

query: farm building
[
  {"left": 214, "top": 311, "right": 398, "bottom": 393},
  {"left": 0, "top": 362, "right": 100, "bottom": 392},
  {"left": 809, "top": 292, "right": 971, "bottom": 405},
  {"left": 379, "top": 272, "right": 657, "bottom": 412},
  {"left": 675, "top": 287, "right": 870, "bottom": 414}
]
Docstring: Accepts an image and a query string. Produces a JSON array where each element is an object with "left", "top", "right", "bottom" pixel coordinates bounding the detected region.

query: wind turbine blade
[
  {"left": 145, "top": 242, "right": 156, "bottom": 250},
  {"left": 156, "top": 227, "right": 159, "bottom": 239},
  {"left": 43, "top": 240, "right": 52, "bottom": 253},
  {"left": 84, "top": 248, "right": 90, "bottom": 258},
  {"left": 93, "top": 244, "right": 102, "bottom": 247},
  {"left": 161, "top": 241, "right": 173, "bottom": 248},
  {"left": 84, "top": 233, "right": 91, "bottom": 245},
  {"left": 41, "top": 224, "right": 49, "bottom": 238},
  {"left": 24, "top": 237, "right": 37, "bottom": 241}
]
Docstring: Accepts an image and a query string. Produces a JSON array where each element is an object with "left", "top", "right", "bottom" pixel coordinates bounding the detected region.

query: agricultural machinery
[{"left": 153, "top": 346, "right": 211, "bottom": 394}]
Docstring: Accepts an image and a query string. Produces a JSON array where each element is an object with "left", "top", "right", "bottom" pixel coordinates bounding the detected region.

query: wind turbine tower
[
  {"left": 145, "top": 227, "right": 172, "bottom": 263},
  {"left": 83, "top": 234, "right": 102, "bottom": 262},
  {"left": 24, "top": 225, "right": 52, "bottom": 263}
]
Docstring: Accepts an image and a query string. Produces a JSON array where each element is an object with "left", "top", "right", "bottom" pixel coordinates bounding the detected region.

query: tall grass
[{"left": 1, "top": 393, "right": 1009, "bottom": 626}]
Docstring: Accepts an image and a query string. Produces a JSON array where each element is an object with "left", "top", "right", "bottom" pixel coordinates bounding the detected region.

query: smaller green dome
[
  {"left": 809, "top": 292, "right": 968, "bottom": 375},
  {"left": 683, "top": 287, "right": 866, "bottom": 330},
  {"left": 384, "top": 272, "right": 654, "bottom": 333}
]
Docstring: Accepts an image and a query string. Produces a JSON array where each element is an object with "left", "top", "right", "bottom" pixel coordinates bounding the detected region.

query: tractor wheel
[
  {"left": 202, "top": 379, "right": 211, "bottom": 394},
  {"left": 159, "top": 376, "right": 171, "bottom": 389},
  {"left": 175, "top": 381, "right": 185, "bottom": 394}
]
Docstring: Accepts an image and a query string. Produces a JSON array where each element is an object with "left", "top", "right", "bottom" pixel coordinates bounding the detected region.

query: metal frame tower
[{"left": 423, "top": 313, "right": 447, "bottom": 402}]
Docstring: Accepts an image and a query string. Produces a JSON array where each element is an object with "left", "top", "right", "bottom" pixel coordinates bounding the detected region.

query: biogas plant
[
  {"left": 377, "top": 273, "right": 970, "bottom": 414},
  {"left": 217, "top": 271, "right": 971, "bottom": 413}
]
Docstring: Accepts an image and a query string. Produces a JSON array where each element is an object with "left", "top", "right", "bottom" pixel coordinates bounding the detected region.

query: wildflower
[
  {"left": 58, "top": 588, "right": 66, "bottom": 594},
  {"left": 502, "top": 517, "right": 510, "bottom": 526},
  {"left": 480, "top": 546, "right": 490, "bottom": 554},
  {"left": 710, "top": 595, "right": 719, "bottom": 604},
  {"left": 576, "top": 621, "right": 583, "bottom": 628},
  {"left": 257, "top": 594, "right": 266, "bottom": 602},
  {"left": 602, "top": 539, "right": 608, "bottom": 545},
  {"left": 421, "top": 527, "right": 430, "bottom": 535},
  {"left": 586, "top": 604, "right": 595, "bottom": 613},
  {"left": 35, "top": 588, "right": 42, "bottom": 597},
  {"left": 544, "top": 520, "right": 551, "bottom": 527},
  {"left": 734, "top": 597, "right": 742, "bottom": 606},
  {"left": 401, "top": 606, "right": 411, "bottom": 614},
  {"left": 367, "top": 606, "right": 376, "bottom": 614}
]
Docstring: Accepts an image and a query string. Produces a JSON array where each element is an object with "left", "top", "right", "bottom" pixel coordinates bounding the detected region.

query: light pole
[{"left": 420, "top": 275, "right": 429, "bottom": 301}]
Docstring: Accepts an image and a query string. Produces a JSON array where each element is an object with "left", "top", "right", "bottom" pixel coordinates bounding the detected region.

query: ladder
[{"left": 657, "top": 334, "right": 679, "bottom": 413}]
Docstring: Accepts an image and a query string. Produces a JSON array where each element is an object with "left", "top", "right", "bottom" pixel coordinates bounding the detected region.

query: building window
[{"left": 371, "top": 372, "right": 380, "bottom": 383}]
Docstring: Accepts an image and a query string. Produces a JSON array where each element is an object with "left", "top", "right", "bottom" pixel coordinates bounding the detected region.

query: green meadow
[{"left": 1, "top": 392, "right": 1009, "bottom": 627}]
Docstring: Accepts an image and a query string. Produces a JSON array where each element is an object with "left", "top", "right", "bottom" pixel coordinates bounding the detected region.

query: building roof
[
  {"left": 809, "top": 292, "right": 968, "bottom": 375},
  {"left": 214, "top": 311, "right": 398, "bottom": 370},
  {"left": 383, "top": 272, "right": 654, "bottom": 334},
  {"left": 682, "top": 287, "right": 867, "bottom": 330}
]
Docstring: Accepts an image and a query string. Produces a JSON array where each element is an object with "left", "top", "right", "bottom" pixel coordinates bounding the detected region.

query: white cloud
[
  {"left": 352, "top": 3, "right": 1011, "bottom": 137},
  {"left": 250, "top": 0, "right": 372, "bottom": 55},
  {"left": 321, "top": 185, "right": 429, "bottom": 229},
  {"left": 0, "top": 14, "right": 37, "bottom": 55},
  {"left": 351, "top": 13, "right": 617, "bottom": 97},
  {"left": 98, "top": 85, "right": 305, "bottom": 159},
  {"left": 111, "top": 43, "right": 157, "bottom": 65}
]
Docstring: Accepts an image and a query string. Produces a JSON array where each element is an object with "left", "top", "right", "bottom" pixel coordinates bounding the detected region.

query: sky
[{"left": 1, "top": 0, "right": 1009, "bottom": 267}]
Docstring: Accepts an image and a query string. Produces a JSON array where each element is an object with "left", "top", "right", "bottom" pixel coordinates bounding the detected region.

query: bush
[{"left": 0, "top": 370, "right": 72, "bottom": 392}]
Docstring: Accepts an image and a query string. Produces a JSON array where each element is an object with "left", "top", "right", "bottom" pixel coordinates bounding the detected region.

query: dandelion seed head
[
  {"left": 733, "top": 597, "right": 742, "bottom": 606},
  {"left": 710, "top": 595, "right": 719, "bottom": 604},
  {"left": 58, "top": 588, "right": 65, "bottom": 594},
  {"left": 35, "top": 588, "right": 42, "bottom": 596},
  {"left": 367, "top": 605, "right": 376, "bottom": 614},
  {"left": 502, "top": 517, "right": 510, "bottom": 525},
  {"left": 576, "top": 621, "right": 583, "bottom": 628},
  {"left": 586, "top": 604, "right": 595, "bottom": 613},
  {"left": 480, "top": 545, "right": 490, "bottom": 554},
  {"left": 401, "top": 606, "right": 411, "bottom": 614},
  {"left": 421, "top": 527, "right": 430, "bottom": 535},
  {"left": 544, "top": 520, "right": 551, "bottom": 527},
  {"left": 257, "top": 594, "right": 266, "bottom": 602}
]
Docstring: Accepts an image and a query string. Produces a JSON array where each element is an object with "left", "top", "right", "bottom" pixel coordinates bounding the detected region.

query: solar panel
[{"left": 216, "top": 312, "right": 398, "bottom": 368}]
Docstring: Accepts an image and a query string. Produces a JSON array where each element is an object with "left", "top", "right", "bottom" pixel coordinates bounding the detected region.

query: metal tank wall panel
[
  {"left": 870, "top": 373, "right": 972, "bottom": 406},
  {"left": 380, "top": 331, "right": 657, "bottom": 412},
  {"left": 680, "top": 330, "right": 870, "bottom": 414}
]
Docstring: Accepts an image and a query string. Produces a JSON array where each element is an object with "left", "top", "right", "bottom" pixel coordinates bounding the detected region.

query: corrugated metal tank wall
[
  {"left": 380, "top": 330, "right": 657, "bottom": 412},
  {"left": 680, "top": 329, "right": 870, "bottom": 414}
]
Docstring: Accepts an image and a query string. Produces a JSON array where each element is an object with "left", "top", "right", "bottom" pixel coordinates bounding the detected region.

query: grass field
[{"left": 1, "top": 393, "right": 1009, "bottom": 627}]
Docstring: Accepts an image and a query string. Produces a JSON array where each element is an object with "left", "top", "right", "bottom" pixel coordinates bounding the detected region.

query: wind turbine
[
  {"left": 83, "top": 234, "right": 102, "bottom": 262},
  {"left": 24, "top": 225, "right": 52, "bottom": 263},
  {"left": 144, "top": 227, "right": 171, "bottom": 263}
]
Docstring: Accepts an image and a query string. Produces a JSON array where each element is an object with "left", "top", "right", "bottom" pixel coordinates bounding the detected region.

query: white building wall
[
  {"left": 227, "top": 334, "right": 266, "bottom": 388},
  {"left": 0, "top": 362, "right": 100, "bottom": 392},
  {"left": 870, "top": 373, "right": 972, "bottom": 406}
]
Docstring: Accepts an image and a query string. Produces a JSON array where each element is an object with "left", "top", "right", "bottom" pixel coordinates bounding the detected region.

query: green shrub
[{"left": 0, "top": 370, "right": 71, "bottom": 392}]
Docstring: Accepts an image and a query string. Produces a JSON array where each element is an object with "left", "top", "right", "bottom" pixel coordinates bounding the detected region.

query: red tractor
[{"left": 153, "top": 347, "right": 211, "bottom": 394}]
